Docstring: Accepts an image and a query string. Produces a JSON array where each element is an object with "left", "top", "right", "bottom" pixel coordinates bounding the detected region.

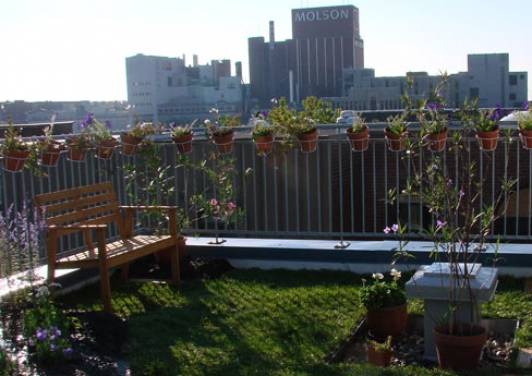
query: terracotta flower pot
[
  {"left": 520, "top": 128, "right": 532, "bottom": 149},
  {"left": 433, "top": 323, "right": 487, "bottom": 371},
  {"left": 253, "top": 133, "right": 274, "bottom": 154},
  {"left": 346, "top": 126, "right": 369, "bottom": 151},
  {"left": 366, "top": 345, "right": 393, "bottom": 367},
  {"left": 2, "top": 148, "right": 30, "bottom": 172},
  {"left": 425, "top": 130, "right": 448, "bottom": 152},
  {"left": 296, "top": 128, "right": 318, "bottom": 153},
  {"left": 39, "top": 141, "right": 63, "bottom": 167},
  {"left": 365, "top": 303, "right": 408, "bottom": 339},
  {"left": 384, "top": 127, "right": 407, "bottom": 152},
  {"left": 96, "top": 138, "right": 119, "bottom": 159},
  {"left": 476, "top": 127, "right": 499, "bottom": 151},
  {"left": 120, "top": 134, "right": 142, "bottom": 156},
  {"left": 173, "top": 133, "right": 194, "bottom": 155},
  {"left": 67, "top": 147, "right": 89, "bottom": 162},
  {"left": 212, "top": 132, "right": 234, "bottom": 155}
]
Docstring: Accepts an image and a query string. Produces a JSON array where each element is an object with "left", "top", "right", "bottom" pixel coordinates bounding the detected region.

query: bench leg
[
  {"left": 170, "top": 243, "right": 181, "bottom": 284},
  {"left": 120, "top": 263, "right": 130, "bottom": 281},
  {"left": 99, "top": 266, "right": 113, "bottom": 313}
]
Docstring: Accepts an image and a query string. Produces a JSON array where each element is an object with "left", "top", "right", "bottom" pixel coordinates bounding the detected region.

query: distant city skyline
[{"left": 2, "top": 0, "right": 531, "bottom": 102}]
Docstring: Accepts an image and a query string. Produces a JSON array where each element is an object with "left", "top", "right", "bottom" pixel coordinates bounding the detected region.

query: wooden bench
[{"left": 34, "top": 181, "right": 181, "bottom": 313}]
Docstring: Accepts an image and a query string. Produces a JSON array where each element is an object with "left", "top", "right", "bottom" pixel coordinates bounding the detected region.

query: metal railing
[{"left": 1, "top": 121, "right": 531, "bottom": 272}]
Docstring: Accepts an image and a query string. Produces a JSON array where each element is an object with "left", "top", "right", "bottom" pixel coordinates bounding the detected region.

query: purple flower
[
  {"left": 383, "top": 226, "right": 391, "bottom": 234},
  {"left": 62, "top": 348, "right": 73, "bottom": 356},
  {"left": 436, "top": 220, "right": 446, "bottom": 227},
  {"left": 446, "top": 179, "right": 453, "bottom": 186},
  {"left": 84, "top": 113, "right": 94, "bottom": 125},
  {"left": 523, "top": 101, "right": 529, "bottom": 110},
  {"left": 427, "top": 103, "right": 439, "bottom": 111},
  {"left": 50, "top": 344, "right": 59, "bottom": 351},
  {"left": 391, "top": 224, "right": 399, "bottom": 232},
  {"left": 458, "top": 190, "right": 465, "bottom": 196},
  {"left": 105, "top": 120, "right": 112, "bottom": 130},
  {"left": 36, "top": 328, "right": 48, "bottom": 341}
]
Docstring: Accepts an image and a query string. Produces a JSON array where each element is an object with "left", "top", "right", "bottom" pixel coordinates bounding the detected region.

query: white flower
[
  {"left": 390, "top": 268, "right": 401, "bottom": 279},
  {"left": 372, "top": 272, "right": 384, "bottom": 280}
]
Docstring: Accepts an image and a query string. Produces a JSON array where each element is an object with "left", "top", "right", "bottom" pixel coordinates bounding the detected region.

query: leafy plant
[
  {"left": 205, "top": 108, "right": 241, "bottom": 137},
  {"left": 81, "top": 112, "right": 114, "bottom": 142},
  {"left": 124, "top": 116, "right": 159, "bottom": 140},
  {"left": 516, "top": 102, "right": 532, "bottom": 131},
  {"left": 367, "top": 335, "right": 392, "bottom": 352},
  {"left": 190, "top": 154, "right": 252, "bottom": 244},
  {"left": 1, "top": 122, "right": 29, "bottom": 153},
  {"left": 250, "top": 111, "right": 276, "bottom": 137},
  {"left": 359, "top": 268, "right": 406, "bottom": 309},
  {"left": 171, "top": 120, "right": 196, "bottom": 138},
  {"left": 385, "top": 113, "right": 409, "bottom": 135},
  {"left": 23, "top": 284, "right": 73, "bottom": 364},
  {"left": 471, "top": 103, "right": 502, "bottom": 132},
  {"left": 415, "top": 73, "right": 451, "bottom": 135},
  {"left": 347, "top": 114, "right": 367, "bottom": 133}
]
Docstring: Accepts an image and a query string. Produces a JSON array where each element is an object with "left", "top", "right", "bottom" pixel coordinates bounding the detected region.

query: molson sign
[{"left": 292, "top": 5, "right": 359, "bottom": 39}]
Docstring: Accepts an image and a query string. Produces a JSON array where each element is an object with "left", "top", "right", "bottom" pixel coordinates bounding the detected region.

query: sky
[{"left": 1, "top": 0, "right": 532, "bottom": 102}]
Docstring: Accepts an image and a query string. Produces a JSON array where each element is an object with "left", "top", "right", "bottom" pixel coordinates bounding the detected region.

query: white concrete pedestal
[{"left": 405, "top": 263, "right": 498, "bottom": 360}]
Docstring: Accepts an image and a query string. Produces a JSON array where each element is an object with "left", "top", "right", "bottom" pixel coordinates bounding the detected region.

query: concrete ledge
[{"left": 186, "top": 237, "right": 532, "bottom": 277}]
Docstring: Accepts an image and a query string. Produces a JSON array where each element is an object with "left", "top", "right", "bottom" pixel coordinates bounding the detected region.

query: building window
[
  {"left": 470, "top": 87, "right": 479, "bottom": 99},
  {"left": 509, "top": 75, "right": 518, "bottom": 85}
]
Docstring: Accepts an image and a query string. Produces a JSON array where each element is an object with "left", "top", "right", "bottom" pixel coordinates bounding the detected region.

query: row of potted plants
[{"left": 345, "top": 76, "right": 532, "bottom": 153}]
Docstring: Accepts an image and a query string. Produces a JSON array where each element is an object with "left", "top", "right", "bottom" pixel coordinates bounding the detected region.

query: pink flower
[
  {"left": 227, "top": 202, "right": 237, "bottom": 210},
  {"left": 210, "top": 198, "right": 218, "bottom": 206}
]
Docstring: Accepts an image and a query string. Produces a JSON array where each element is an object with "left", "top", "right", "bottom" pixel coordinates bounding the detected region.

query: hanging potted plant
[
  {"left": 516, "top": 104, "right": 532, "bottom": 149},
  {"left": 251, "top": 112, "right": 277, "bottom": 155},
  {"left": 171, "top": 120, "right": 196, "bottom": 155},
  {"left": 36, "top": 124, "right": 64, "bottom": 167},
  {"left": 366, "top": 335, "right": 393, "bottom": 367},
  {"left": 384, "top": 113, "right": 409, "bottom": 152},
  {"left": 0, "top": 121, "right": 31, "bottom": 172},
  {"left": 84, "top": 113, "right": 118, "bottom": 159},
  {"left": 359, "top": 268, "right": 408, "bottom": 339},
  {"left": 472, "top": 104, "right": 501, "bottom": 151},
  {"left": 345, "top": 114, "right": 370, "bottom": 152},
  {"left": 120, "top": 116, "right": 157, "bottom": 156},
  {"left": 65, "top": 128, "right": 91, "bottom": 162},
  {"left": 416, "top": 75, "right": 450, "bottom": 152},
  {"left": 205, "top": 109, "right": 241, "bottom": 155}
]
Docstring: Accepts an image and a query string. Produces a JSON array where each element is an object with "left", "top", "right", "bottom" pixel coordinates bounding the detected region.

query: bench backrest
[{"left": 34, "top": 182, "right": 125, "bottom": 250}]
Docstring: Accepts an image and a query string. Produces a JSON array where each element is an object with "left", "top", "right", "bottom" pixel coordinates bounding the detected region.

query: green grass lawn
[{"left": 59, "top": 268, "right": 532, "bottom": 376}]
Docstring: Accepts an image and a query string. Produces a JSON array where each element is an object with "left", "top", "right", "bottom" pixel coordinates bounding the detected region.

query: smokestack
[
  {"left": 193, "top": 54, "right": 198, "bottom": 67},
  {"left": 269, "top": 21, "right": 275, "bottom": 50}
]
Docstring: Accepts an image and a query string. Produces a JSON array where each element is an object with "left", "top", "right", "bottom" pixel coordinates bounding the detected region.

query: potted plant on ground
[
  {"left": 388, "top": 74, "right": 516, "bottom": 371},
  {"left": 516, "top": 103, "right": 532, "bottom": 149},
  {"left": 171, "top": 120, "right": 196, "bottom": 155},
  {"left": 1, "top": 121, "right": 31, "bottom": 172},
  {"left": 120, "top": 116, "right": 158, "bottom": 156},
  {"left": 366, "top": 335, "right": 393, "bottom": 367},
  {"left": 345, "top": 113, "right": 370, "bottom": 152},
  {"left": 205, "top": 109, "right": 241, "bottom": 155},
  {"left": 250, "top": 110, "right": 276, "bottom": 155},
  {"left": 359, "top": 268, "right": 408, "bottom": 339}
]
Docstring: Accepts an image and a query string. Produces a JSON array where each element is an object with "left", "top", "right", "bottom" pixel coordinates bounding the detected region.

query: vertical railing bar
[{"left": 273, "top": 151, "right": 279, "bottom": 232}]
